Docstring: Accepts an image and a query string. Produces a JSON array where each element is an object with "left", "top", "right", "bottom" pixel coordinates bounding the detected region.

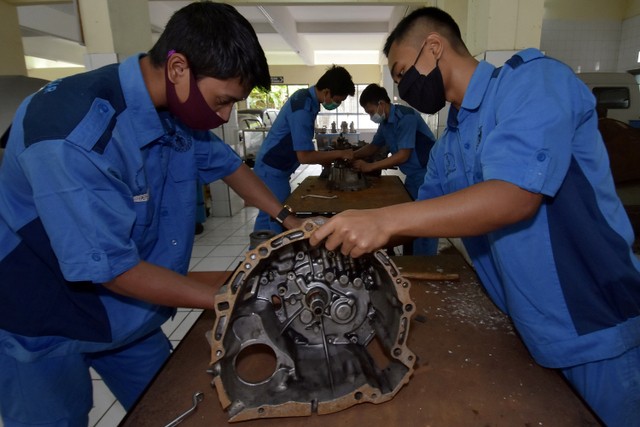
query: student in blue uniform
[
  {"left": 311, "top": 7, "right": 640, "bottom": 427},
  {"left": 353, "top": 83, "right": 437, "bottom": 255},
  {"left": 252, "top": 66, "right": 356, "bottom": 233},
  {"left": 0, "top": 3, "right": 301, "bottom": 426}
]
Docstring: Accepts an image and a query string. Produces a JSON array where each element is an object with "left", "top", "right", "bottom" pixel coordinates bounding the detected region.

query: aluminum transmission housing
[{"left": 209, "top": 220, "right": 416, "bottom": 422}]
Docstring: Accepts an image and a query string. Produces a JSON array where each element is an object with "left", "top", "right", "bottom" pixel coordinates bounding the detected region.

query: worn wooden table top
[
  {"left": 285, "top": 175, "right": 413, "bottom": 216},
  {"left": 120, "top": 255, "right": 601, "bottom": 427}
]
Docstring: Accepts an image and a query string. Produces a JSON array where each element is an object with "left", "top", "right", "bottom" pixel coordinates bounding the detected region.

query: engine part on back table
[
  {"left": 209, "top": 220, "right": 416, "bottom": 422},
  {"left": 327, "top": 159, "right": 369, "bottom": 191}
]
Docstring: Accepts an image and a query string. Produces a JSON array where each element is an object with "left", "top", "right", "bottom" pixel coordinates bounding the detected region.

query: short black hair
[
  {"left": 383, "top": 7, "right": 467, "bottom": 57},
  {"left": 359, "top": 84, "right": 390, "bottom": 107},
  {"left": 316, "top": 65, "right": 355, "bottom": 97},
  {"left": 148, "top": 2, "right": 270, "bottom": 91}
]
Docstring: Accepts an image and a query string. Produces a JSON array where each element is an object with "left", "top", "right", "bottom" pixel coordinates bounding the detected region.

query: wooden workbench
[
  {"left": 285, "top": 175, "right": 413, "bottom": 216},
  {"left": 120, "top": 255, "right": 601, "bottom": 427}
]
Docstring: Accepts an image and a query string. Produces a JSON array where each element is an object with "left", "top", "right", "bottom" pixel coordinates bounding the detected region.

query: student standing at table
[
  {"left": 252, "top": 66, "right": 356, "bottom": 233},
  {"left": 0, "top": 3, "right": 301, "bottom": 425},
  {"left": 311, "top": 7, "right": 640, "bottom": 427},
  {"left": 353, "top": 83, "right": 437, "bottom": 255}
]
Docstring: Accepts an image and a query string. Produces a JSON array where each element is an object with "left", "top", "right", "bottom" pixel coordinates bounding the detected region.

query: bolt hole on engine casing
[{"left": 209, "top": 220, "right": 416, "bottom": 422}]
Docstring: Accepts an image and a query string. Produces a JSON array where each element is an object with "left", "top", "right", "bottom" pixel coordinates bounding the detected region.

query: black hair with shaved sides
[
  {"left": 148, "top": 1, "right": 271, "bottom": 92},
  {"left": 384, "top": 7, "right": 468, "bottom": 57},
  {"left": 316, "top": 65, "right": 356, "bottom": 97}
]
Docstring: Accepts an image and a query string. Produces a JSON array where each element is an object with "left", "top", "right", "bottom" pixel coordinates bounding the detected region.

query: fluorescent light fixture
[
  {"left": 25, "top": 56, "right": 83, "bottom": 69},
  {"left": 314, "top": 50, "right": 379, "bottom": 65},
  {"left": 637, "top": 50, "right": 640, "bottom": 63}
]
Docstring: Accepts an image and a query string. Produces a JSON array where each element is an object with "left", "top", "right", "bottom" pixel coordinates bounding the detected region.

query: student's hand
[
  {"left": 309, "top": 209, "right": 390, "bottom": 258},
  {"left": 283, "top": 215, "right": 305, "bottom": 230},
  {"left": 352, "top": 159, "right": 374, "bottom": 173},
  {"left": 340, "top": 150, "right": 354, "bottom": 161}
]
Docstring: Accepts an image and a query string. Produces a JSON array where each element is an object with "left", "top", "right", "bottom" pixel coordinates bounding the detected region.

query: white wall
[
  {"left": 539, "top": 0, "right": 640, "bottom": 73},
  {"left": 618, "top": 15, "right": 640, "bottom": 72},
  {"left": 540, "top": 19, "right": 622, "bottom": 72}
]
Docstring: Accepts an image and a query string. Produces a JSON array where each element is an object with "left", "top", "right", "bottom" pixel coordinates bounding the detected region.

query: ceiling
[{"left": 12, "top": 0, "right": 426, "bottom": 68}]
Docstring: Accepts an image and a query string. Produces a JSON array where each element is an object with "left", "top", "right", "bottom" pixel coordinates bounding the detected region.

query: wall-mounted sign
[{"left": 271, "top": 76, "right": 285, "bottom": 84}]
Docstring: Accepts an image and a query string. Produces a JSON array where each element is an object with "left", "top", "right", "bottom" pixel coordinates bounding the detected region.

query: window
[
  {"left": 246, "top": 84, "right": 379, "bottom": 132},
  {"left": 316, "top": 84, "right": 378, "bottom": 132},
  {"left": 246, "top": 84, "right": 308, "bottom": 110},
  {"left": 592, "top": 87, "right": 630, "bottom": 109}
]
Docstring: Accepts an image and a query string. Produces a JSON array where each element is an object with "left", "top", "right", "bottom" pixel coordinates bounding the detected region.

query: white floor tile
[
  {"left": 209, "top": 244, "right": 248, "bottom": 257},
  {"left": 161, "top": 310, "right": 189, "bottom": 337},
  {"left": 233, "top": 255, "right": 247, "bottom": 267},
  {"left": 194, "top": 235, "right": 228, "bottom": 246},
  {"left": 190, "top": 256, "right": 236, "bottom": 272},
  {"left": 190, "top": 245, "right": 215, "bottom": 257},
  {"left": 204, "top": 227, "right": 235, "bottom": 237},
  {"left": 168, "top": 311, "right": 203, "bottom": 342},
  {"left": 90, "top": 367, "right": 101, "bottom": 380},
  {"left": 221, "top": 235, "right": 250, "bottom": 245},
  {"left": 94, "top": 400, "right": 126, "bottom": 427},
  {"left": 89, "top": 380, "right": 117, "bottom": 426},
  {"left": 231, "top": 228, "right": 254, "bottom": 238},
  {"left": 188, "top": 257, "right": 202, "bottom": 271}
]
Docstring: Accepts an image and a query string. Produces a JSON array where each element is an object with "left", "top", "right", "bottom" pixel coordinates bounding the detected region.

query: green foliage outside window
[{"left": 247, "top": 84, "right": 308, "bottom": 110}]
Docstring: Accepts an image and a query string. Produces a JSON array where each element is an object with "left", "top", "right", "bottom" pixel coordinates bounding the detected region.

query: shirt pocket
[{"left": 131, "top": 194, "right": 157, "bottom": 252}]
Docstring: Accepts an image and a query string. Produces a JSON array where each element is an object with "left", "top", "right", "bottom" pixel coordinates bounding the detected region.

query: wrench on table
[
  {"left": 301, "top": 194, "right": 337, "bottom": 199},
  {"left": 163, "top": 392, "right": 204, "bottom": 427}
]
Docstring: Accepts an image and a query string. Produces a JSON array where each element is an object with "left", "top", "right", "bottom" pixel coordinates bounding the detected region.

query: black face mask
[{"left": 397, "top": 61, "right": 446, "bottom": 115}]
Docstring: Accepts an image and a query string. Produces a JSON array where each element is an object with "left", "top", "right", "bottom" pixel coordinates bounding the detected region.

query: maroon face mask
[{"left": 165, "top": 62, "right": 227, "bottom": 130}]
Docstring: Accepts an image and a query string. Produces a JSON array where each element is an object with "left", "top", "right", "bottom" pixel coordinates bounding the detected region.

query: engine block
[{"left": 209, "top": 220, "right": 416, "bottom": 422}]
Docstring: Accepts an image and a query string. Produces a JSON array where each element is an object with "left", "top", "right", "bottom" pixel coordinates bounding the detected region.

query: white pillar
[
  {"left": 78, "top": 0, "right": 152, "bottom": 69},
  {"left": 0, "top": 0, "right": 27, "bottom": 75}
]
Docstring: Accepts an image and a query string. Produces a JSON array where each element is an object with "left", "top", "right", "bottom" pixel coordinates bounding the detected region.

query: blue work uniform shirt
[
  {"left": 419, "top": 48, "right": 640, "bottom": 368},
  {"left": 371, "top": 104, "right": 435, "bottom": 184},
  {"left": 254, "top": 86, "right": 319, "bottom": 176},
  {"left": 0, "top": 54, "right": 242, "bottom": 361}
]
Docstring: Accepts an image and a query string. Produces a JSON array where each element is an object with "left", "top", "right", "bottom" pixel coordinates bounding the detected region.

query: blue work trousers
[
  {"left": 252, "top": 164, "right": 291, "bottom": 234},
  {"left": 0, "top": 328, "right": 171, "bottom": 427},
  {"left": 562, "top": 345, "right": 640, "bottom": 427},
  {"left": 404, "top": 172, "right": 438, "bottom": 256}
]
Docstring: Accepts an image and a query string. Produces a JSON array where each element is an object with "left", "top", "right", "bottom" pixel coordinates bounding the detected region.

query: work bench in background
[{"left": 285, "top": 175, "right": 413, "bottom": 217}]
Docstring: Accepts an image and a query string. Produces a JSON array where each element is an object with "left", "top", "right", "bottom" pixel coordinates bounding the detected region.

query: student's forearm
[
  {"left": 104, "top": 261, "right": 217, "bottom": 309},
  {"left": 223, "top": 164, "right": 300, "bottom": 229},
  {"left": 311, "top": 180, "right": 543, "bottom": 257}
]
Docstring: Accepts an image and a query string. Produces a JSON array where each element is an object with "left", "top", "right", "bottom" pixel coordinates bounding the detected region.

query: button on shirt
[
  {"left": 419, "top": 49, "right": 640, "bottom": 368},
  {"left": 0, "top": 54, "right": 242, "bottom": 360}
]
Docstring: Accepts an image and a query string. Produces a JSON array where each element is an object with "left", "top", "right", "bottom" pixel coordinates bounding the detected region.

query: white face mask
[{"left": 371, "top": 102, "right": 386, "bottom": 124}]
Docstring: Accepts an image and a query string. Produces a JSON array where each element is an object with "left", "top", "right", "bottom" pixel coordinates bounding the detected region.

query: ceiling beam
[
  {"left": 252, "top": 22, "right": 278, "bottom": 34},
  {"left": 297, "top": 21, "right": 389, "bottom": 33},
  {"left": 258, "top": 5, "right": 314, "bottom": 65},
  {"left": 6, "top": 0, "right": 71, "bottom": 5},
  {"left": 16, "top": 1, "right": 82, "bottom": 43},
  {"left": 147, "top": 0, "right": 429, "bottom": 4}
]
